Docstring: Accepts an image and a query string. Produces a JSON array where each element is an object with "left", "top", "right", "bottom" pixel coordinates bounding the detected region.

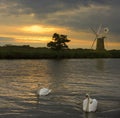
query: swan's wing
[
  {"left": 83, "top": 99, "right": 88, "bottom": 111},
  {"left": 92, "top": 99, "right": 98, "bottom": 109},
  {"left": 40, "top": 88, "right": 51, "bottom": 96},
  {"left": 40, "top": 88, "right": 48, "bottom": 95},
  {"left": 89, "top": 99, "right": 98, "bottom": 112}
]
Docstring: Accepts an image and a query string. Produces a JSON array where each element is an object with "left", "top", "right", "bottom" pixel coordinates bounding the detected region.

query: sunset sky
[{"left": 0, "top": 0, "right": 120, "bottom": 49}]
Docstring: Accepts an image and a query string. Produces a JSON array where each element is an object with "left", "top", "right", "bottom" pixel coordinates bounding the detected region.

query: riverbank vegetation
[{"left": 0, "top": 45, "right": 120, "bottom": 59}]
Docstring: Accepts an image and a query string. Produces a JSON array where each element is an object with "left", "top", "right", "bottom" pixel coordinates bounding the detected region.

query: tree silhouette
[{"left": 47, "top": 33, "right": 70, "bottom": 50}]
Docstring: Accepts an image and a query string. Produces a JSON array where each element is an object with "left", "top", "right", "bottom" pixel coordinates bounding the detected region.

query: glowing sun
[{"left": 21, "top": 25, "right": 55, "bottom": 33}]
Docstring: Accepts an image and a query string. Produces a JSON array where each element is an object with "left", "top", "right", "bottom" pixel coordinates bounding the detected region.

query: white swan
[
  {"left": 37, "top": 88, "right": 52, "bottom": 96},
  {"left": 37, "top": 84, "right": 52, "bottom": 96},
  {"left": 83, "top": 94, "right": 98, "bottom": 112}
]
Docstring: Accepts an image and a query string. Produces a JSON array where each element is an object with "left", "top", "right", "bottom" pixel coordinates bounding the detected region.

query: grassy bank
[{"left": 0, "top": 45, "right": 120, "bottom": 59}]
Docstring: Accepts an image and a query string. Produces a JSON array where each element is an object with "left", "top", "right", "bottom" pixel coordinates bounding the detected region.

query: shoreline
[{"left": 0, "top": 46, "right": 120, "bottom": 59}]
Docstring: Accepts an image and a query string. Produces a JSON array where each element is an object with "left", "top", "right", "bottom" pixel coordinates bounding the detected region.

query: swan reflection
[{"left": 83, "top": 112, "right": 97, "bottom": 118}]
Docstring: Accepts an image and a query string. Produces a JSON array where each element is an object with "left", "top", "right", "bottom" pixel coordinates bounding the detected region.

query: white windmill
[{"left": 90, "top": 25, "right": 109, "bottom": 51}]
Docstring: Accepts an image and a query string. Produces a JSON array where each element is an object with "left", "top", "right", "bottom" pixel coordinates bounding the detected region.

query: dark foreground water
[{"left": 0, "top": 59, "right": 120, "bottom": 118}]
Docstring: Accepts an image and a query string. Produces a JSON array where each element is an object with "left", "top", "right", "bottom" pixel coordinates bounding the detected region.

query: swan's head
[
  {"left": 85, "top": 94, "right": 90, "bottom": 98},
  {"left": 38, "top": 83, "right": 42, "bottom": 87},
  {"left": 38, "top": 83, "right": 40, "bottom": 86}
]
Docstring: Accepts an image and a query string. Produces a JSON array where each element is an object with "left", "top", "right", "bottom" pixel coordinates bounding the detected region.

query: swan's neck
[{"left": 86, "top": 97, "right": 90, "bottom": 112}]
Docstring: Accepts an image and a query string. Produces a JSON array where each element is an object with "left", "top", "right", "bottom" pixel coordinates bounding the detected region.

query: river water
[{"left": 0, "top": 59, "right": 120, "bottom": 118}]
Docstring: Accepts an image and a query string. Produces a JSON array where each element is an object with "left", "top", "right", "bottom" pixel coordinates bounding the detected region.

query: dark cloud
[
  {"left": 0, "top": 0, "right": 120, "bottom": 35},
  {"left": 0, "top": 0, "right": 113, "bottom": 15}
]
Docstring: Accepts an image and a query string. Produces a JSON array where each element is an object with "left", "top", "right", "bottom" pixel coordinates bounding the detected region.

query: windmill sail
[
  {"left": 91, "top": 37, "right": 97, "bottom": 49},
  {"left": 97, "top": 24, "right": 102, "bottom": 35},
  {"left": 90, "top": 26, "right": 97, "bottom": 35}
]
